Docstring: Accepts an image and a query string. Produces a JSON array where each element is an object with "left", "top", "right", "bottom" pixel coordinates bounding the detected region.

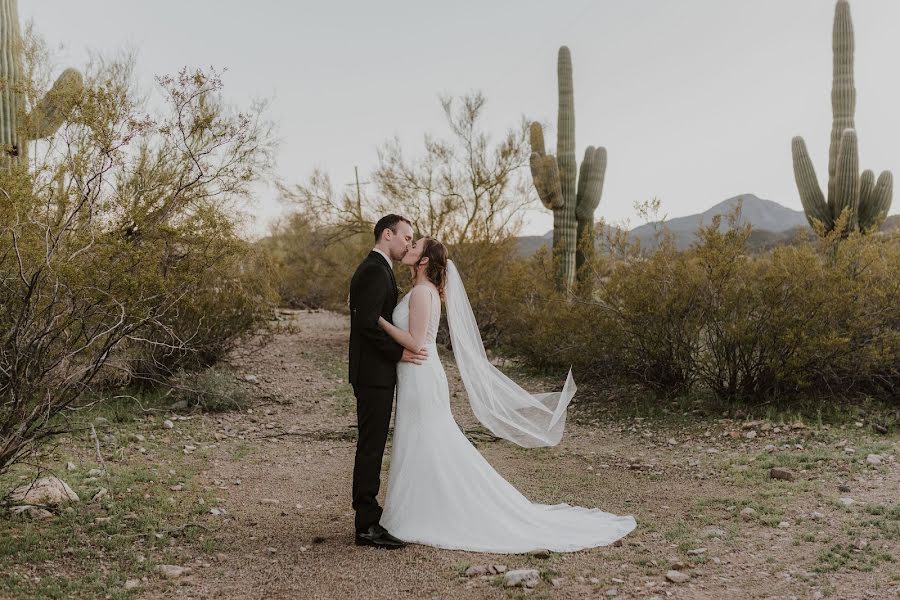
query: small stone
[
  {"left": 11, "top": 505, "right": 54, "bottom": 520},
  {"left": 589, "top": 577, "right": 600, "bottom": 584},
  {"left": 503, "top": 569, "right": 540, "bottom": 588},
  {"left": 605, "top": 588, "right": 619, "bottom": 596},
  {"left": 264, "top": 547, "right": 277, "bottom": 555},
  {"left": 243, "top": 374, "right": 259, "bottom": 384},
  {"left": 810, "top": 511, "right": 825, "bottom": 521},
  {"left": 66, "top": 461, "right": 77, "bottom": 471},
  {"left": 259, "top": 498, "right": 280, "bottom": 505},
  {"left": 92, "top": 488, "right": 108, "bottom": 502},
  {"left": 743, "top": 430, "right": 757, "bottom": 440},
  {"left": 666, "top": 570, "right": 691, "bottom": 584},
  {"left": 667, "top": 438, "right": 677, "bottom": 446},
  {"left": 769, "top": 467, "right": 795, "bottom": 481},
  {"left": 124, "top": 579, "right": 141, "bottom": 590},
  {"left": 550, "top": 577, "right": 564, "bottom": 587},
  {"left": 778, "top": 521, "right": 790, "bottom": 529},
  {"left": 163, "top": 419, "right": 174, "bottom": 429},
  {"left": 764, "top": 444, "right": 776, "bottom": 453},
  {"left": 156, "top": 564, "right": 191, "bottom": 579},
  {"left": 837, "top": 497, "right": 854, "bottom": 507},
  {"left": 464, "top": 565, "right": 489, "bottom": 577},
  {"left": 528, "top": 548, "right": 551, "bottom": 559},
  {"left": 873, "top": 423, "right": 888, "bottom": 435},
  {"left": 687, "top": 548, "right": 706, "bottom": 555},
  {"left": 740, "top": 507, "right": 756, "bottom": 521},
  {"left": 838, "top": 483, "right": 851, "bottom": 493},
  {"left": 170, "top": 484, "right": 184, "bottom": 492},
  {"left": 852, "top": 539, "right": 868, "bottom": 551},
  {"left": 865, "top": 454, "right": 882, "bottom": 465}
]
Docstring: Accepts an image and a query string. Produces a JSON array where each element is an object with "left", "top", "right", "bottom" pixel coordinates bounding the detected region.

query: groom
[{"left": 348, "top": 214, "right": 427, "bottom": 549}]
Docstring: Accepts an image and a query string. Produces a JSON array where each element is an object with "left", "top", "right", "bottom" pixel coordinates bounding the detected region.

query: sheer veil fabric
[
  {"left": 445, "top": 260, "right": 575, "bottom": 448},
  {"left": 379, "top": 261, "right": 636, "bottom": 553}
]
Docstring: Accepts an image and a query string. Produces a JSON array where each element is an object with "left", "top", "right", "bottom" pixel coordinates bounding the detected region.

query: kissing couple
[{"left": 348, "top": 214, "right": 636, "bottom": 552}]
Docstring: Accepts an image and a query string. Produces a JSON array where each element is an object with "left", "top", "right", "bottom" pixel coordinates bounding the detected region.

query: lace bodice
[{"left": 392, "top": 285, "right": 441, "bottom": 345}]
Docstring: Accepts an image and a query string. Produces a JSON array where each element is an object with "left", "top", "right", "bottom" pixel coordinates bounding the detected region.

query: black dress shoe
[{"left": 354, "top": 524, "right": 407, "bottom": 549}]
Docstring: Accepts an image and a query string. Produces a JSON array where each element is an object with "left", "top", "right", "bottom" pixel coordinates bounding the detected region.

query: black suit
[{"left": 348, "top": 251, "right": 404, "bottom": 533}]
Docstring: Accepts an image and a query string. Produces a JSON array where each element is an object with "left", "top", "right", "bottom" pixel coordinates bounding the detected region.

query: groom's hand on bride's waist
[{"left": 400, "top": 347, "right": 428, "bottom": 365}]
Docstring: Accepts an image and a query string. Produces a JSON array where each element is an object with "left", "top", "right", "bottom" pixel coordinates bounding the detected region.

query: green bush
[{"left": 501, "top": 216, "right": 900, "bottom": 405}]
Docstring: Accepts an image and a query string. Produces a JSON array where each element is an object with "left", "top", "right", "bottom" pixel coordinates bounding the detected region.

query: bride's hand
[{"left": 377, "top": 317, "right": 387, "bottom": 329}]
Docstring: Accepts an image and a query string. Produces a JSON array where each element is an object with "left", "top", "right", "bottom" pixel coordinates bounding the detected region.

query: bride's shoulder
[{"left": 410, "top": 283, "right": 439, "bottom": 300}]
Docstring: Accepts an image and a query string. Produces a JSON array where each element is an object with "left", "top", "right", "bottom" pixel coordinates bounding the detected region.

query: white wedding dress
[{"left": 379, "top": 278, "right": 636, "bottom": 553}]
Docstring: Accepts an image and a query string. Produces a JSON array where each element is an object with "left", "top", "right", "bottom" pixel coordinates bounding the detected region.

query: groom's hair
[{"left": 374, "top": 214, "right": 412, "bottom": 241}]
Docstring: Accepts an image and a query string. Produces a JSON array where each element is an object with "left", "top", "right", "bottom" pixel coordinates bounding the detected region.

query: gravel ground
[{"left": 139, "top": 310, "right": 899, "bottom": 600}]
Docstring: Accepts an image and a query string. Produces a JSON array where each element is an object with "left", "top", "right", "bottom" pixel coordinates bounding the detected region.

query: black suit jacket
[{"left": 348, "top": 251, "right": 404, "bottom": 388}]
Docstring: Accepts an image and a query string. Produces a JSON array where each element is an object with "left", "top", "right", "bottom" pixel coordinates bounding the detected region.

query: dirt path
[{"left": 142, "top": 310, "right": 898, "bottom": 600}]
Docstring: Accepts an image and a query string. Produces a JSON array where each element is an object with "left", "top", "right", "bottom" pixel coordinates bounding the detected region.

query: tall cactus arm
[
  {"left": 792, "top": 136, "right": 832, "bottom": 230},
  {"left": 575, "top": 145, "right": 593, "bottom": 211},
  {"left": 858, "top": 170, "right": 893, "bottom": 231},
  {"left": 529, "top": 121, "right": 546, "bottom": 156},
  {"left": 576, "top": 146, "right": 607, "bottom": 222},
  {"left": 857, "top": 169, "right": 875, "bottom": 229},
  {"left": 832, "top": 128, "right": 860, "bottom": 232},
  {"left": 530, "top": 152, "right": 564, "bottom": 210},
  {"left": 26, "top": 68, "right": 83, "bottom": 139},
  {"left": 827, "top": 0, "right": 856, "bottom": 210}
]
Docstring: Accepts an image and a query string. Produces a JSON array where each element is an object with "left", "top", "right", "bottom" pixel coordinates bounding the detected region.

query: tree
[{"left": 283, "top": 92, "right": 535, "bottom": 246}]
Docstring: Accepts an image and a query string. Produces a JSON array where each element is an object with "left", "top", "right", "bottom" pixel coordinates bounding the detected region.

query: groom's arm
[{"left": 353, "top": 265, "right": 404, "bottom": 363}]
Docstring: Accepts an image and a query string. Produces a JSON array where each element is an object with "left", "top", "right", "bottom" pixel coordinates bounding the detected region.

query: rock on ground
[
  {"left": 504, "top": 569, "right": 540, "bottom": 588},
  {"left": 10, "top": 477, "right": 80, "bottom": 506}
]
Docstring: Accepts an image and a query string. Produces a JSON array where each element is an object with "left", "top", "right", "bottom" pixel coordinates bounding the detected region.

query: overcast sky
[{"left": 24, "top": 0, "right": 900, "bottom": 236}]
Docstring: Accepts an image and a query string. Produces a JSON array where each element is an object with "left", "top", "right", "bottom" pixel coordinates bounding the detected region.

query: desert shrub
[
  {"left": 0, "top": 49, "right": 275, "bottom": 475},
  {"left": 263, "top": 212, "right": 369, "bottom": 310},
  {"left": 501, "top": 212, "right": 900, "bottom": 405},
  {"left": 127, "top": 232, "right": 277, "bottom": 383},
  {"left": 443, "top": 237, "right": 531, "bottom": 348},
  {"left": 168, "top": 366, "right": 250, "bottom": 413}
]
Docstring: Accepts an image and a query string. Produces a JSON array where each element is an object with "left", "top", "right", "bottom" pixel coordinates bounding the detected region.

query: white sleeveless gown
[{"left": 379, "top": 285, "right": 636, "bottom": 553}]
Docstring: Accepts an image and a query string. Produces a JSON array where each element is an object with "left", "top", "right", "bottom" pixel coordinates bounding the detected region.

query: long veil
[{"left": 444, "top": 260, "right": 576, "bottom": 448}]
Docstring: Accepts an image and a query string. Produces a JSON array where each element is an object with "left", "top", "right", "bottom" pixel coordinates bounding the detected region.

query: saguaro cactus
[
  {"left": 530, "top": 46, "right": 607, "bottom": 292},
  {"left": 0, "top": 0, "right": 83, "bottom": 169},
  {"left": 791, "top": 0, "right": 892, "bottom": 235}
]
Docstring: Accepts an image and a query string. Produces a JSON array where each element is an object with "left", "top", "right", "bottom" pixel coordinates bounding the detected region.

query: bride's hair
[{"left": 416, "top": 237, "right": 448, "bottom": 297}]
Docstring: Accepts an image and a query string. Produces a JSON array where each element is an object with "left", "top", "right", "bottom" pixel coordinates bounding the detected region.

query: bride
[{"left": 375, "top": 237, "right": 636, "bottom": 553}]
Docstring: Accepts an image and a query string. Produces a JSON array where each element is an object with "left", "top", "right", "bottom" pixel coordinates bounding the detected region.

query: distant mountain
[
  {"left": 628, "top": 194, "right": 809, "bottom": 250},
  {"left": 516, "top": 194, "right": 897, "bottom": 256},
  {"left": 515, "top": 231, "right": 552, "bottom": 256}
]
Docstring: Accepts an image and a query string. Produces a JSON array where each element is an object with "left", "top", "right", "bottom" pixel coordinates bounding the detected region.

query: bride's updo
[{"left": 416, "top": 238, "right": 449, "bottom": 296}]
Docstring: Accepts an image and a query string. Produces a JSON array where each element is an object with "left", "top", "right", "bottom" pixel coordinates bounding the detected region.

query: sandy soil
[{"left": 140, "top": 310, "right": 899, "bottom": 600}]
